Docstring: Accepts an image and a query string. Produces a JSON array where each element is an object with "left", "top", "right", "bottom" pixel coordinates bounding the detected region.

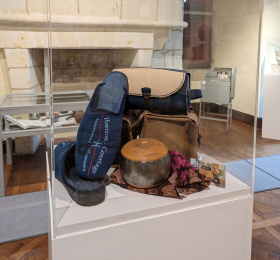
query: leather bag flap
[{"left": 114, "top": 68, "right": 186, "bottom": 98}]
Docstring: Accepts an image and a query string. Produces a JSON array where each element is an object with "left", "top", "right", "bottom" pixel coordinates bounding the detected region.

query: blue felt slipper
[
  {"left": 55, "top": 141, "right": 110, "bottom": 206},
  {"left": 75, "top": 71, "right": 128, "bottom": 180}
]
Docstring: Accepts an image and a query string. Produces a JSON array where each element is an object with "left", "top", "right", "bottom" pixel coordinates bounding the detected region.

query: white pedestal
[
  {"left": 48, "top": 167, "right": 253, "bottom": 260},
  {"left": 262, "top": 74, "right": 280, "bottom": 140}
]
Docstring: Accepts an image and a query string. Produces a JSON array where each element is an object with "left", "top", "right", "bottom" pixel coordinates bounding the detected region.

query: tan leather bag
[{"left": 130, "top": 111, "right": 201, "bottom": 161}]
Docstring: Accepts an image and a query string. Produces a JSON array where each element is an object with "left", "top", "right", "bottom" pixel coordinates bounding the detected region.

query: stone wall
[
  {"left": 0, "top": 0, "right": 186, "bottom": 92},
  {"left": 0, "top": 0, "right": 183, "bottom": 21},
  {"left": 4, "top": 48, "right": 44, "bottom": 93},
  {"left": 0, "top": 49, "right": 11, "bottom": 97}
]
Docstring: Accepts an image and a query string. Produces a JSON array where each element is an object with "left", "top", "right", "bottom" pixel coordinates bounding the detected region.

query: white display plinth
[
  {"left": 262, "top": 74, "right": 280, "bottom": 140},
  {"left": 48, "top": 164, "right": 253, "bottom": 260}
]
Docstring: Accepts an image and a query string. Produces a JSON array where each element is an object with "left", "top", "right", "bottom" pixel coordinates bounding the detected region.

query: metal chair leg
[
  {"left": 6, "top": 138, "right": 13, "bottom": 165},
  {"left": 230, "top": 102, "right": 233, "bottom": 125},
  {"left": 203, "top": 103, "right": 205, "bottom": 121},
  {"left": 226, "top": 103, "right": 230, "bottom": 131},
  {"left": 199, "top": 101, "right": 202, "bottom": 124}
]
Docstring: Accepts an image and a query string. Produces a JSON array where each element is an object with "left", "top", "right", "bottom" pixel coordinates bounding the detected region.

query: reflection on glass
[
  {"left": 53, "top": 92, "right": 90, "bottom": 103},
  {"left": 183, "top": 0, "right": 212, "bottom": 69},
  {"left": 1, "top": 92, "right": 90, "bottom": 108},
  {"left": 1, "top": 94, "right": 49, "bottom": 107}
]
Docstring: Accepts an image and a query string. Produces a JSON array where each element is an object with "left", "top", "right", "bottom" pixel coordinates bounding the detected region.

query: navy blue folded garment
[
  {"left": 75, "top": 71, "right": 128, "bottom": 180},
  {"left": 54, "top": 141, "right": 109, "bottom": 206}
]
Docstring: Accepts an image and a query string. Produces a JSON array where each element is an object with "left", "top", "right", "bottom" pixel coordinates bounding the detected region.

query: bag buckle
[{"left": 141, "top": 87, "right": 151, "bottom": 106}]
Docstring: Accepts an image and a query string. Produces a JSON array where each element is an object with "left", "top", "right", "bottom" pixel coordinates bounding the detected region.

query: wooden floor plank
[
  {"left": 252, "top": 240, "right": 280, "bottom": 256},
  {"left": 257, "top": 193, "right": 280, "bottom": 201},
  {"left": 253, "top": 229, "right": 278, "bottom": 246},
  {"left": 16, "top": 236, "right": 48, "bottom": 260},
  {"left": 261, "top": 212, "right": 280, "bottom": 221},
  {"left": 268, "top": 253, "right": 280, "bottom": 260},
  {"left": 251, "top": 248, "right": 269, "bottom": 260},
  {"left": 253, "top": 229, "right": 267, "bottom": 238},
  {"left": 254, "top": 206, "right": 276, "bottom": 218},
  {"left": 265, "top": 227, "right": 280, "bottom": 247},
  {"left": 271, "top": 225, "right": 280, "bottom": 235},
  {"left": 254, "top": 202, "right": 280, "bottom": 213},
  {"left": 8, "top": 236, "right": 47, "bottom": 260},
  {"left": 272, "top": 190, "right": 280, "bottom": 195},
  {"left": 254, "top": 212, "right": 264, "bottom": 221},
  {"left": 0, "top": 240, "right": 24, "bottom": 258},
  {"left": 253, "top": 217, "right": 280, "bottom": 231},
  {"left": 0, "top": 254, "right": 10, "bottom": 260}
]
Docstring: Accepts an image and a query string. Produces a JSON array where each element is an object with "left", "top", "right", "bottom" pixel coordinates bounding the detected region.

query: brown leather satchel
[{"left": 130, "top": 111, "right": 201, "bottom": 160}]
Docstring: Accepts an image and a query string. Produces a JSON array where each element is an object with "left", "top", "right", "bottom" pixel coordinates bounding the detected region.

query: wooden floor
[
  {"left": 0, "top": 119, "right": 280, "bottom": 259},
  {"left": 4, "top": 145, "right": 47, "bottom": 196},
  {"left": 252, "top": 190, "right": 280, "bottom": 260}
]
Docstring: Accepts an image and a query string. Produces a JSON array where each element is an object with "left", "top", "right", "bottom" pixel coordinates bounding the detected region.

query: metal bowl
[
  {"left": 120, "top": 154, "right": 170, "bottom": 188},
  {"left": 120, "top": 138, "right": 171, "bottom": 188},
  {"left": 29, "top": 113, "right": 40, "bottom": 120}
]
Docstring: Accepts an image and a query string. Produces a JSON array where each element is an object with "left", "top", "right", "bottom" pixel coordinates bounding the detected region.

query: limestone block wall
[
  {"left": 4, "top": 49, "right": 44, "bottom": 93},
  {"left": 0, "top": 49, "right": 11, "bottom": 97},
  {"left": 0, "top": 0, "right": 186, "bottom": 92},
  {"left": 153, "top": 29, "right": 184, "bottom": 70}
]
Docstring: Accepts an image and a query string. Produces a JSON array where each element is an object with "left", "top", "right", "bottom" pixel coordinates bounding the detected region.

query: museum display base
[
  {"left": 48, "top": 158, "right": 253, "bottom": 260},
  {"left": 262, "top": 74, "right": 280, "bottom": 140}
]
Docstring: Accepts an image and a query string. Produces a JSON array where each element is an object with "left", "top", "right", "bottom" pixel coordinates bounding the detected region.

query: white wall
[
  {"left": 187, "top": 0, "right": 260, "bottom": 117},
  {"left": 259, "top": 1, "right": 280, "bottom": 117},
  {"left": 212, "top": 0, "right": 260, "bottom": 116}
]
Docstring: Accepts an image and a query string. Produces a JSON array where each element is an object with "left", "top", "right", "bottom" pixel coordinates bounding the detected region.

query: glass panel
[
  {"left": 0, "top": 0, "right": 50, "bottom": 199},
  {"left": 183, "top": 14, "right": 212, "bottom": 69},
  {"left": 0, "top": 0, "right": 51, "bottom": 245},
  {"left": 181, "top": 0, "right": 260, "bottom": 194},
  {"left": 183, "top": 0, "right": 212, "bottom": 69},
  {"left": 53, "top": 92, "right": 90, "bottom": 103},
  {"left": 255, "top": 1, "right": 280, "bottom": 198},
  {"left": 48, "top": 0, "right": 259, "bottom": 251},
  {"left": 1, "top": 94, "right": 49, "bottom": 107},
  {"left": 184, "top": 0, "right": 212, "bottom": 12}
]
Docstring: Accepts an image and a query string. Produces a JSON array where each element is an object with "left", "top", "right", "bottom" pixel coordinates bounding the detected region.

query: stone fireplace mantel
[
  {"left": 0, "top": 0, "right": 187, "bottom": 94},
  {"left": 0, "top": 13, "right": 187, "bottom": 30}
]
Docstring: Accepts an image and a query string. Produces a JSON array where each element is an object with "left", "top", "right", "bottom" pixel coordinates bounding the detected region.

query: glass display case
[
  {"left": 0, "top": 0, "right": 263, "bottom": 258},
  {"left": 0, "top": 0, "right": 51, "bottom": 244},
  {"left": 0, "top": 91, "right": 91, "bottom": 198},
  {"left": 44, "top": 1, "right": 262, "bottom": 259}
]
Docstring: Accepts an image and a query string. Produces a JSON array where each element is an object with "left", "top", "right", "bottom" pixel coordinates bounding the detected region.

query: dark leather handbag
[{"left": 114, "top": 68, "right": 202, "bottom": 115}]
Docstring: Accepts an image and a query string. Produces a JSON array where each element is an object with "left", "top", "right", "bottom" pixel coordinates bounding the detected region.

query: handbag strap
[
  {"left": 130, "top": 111, "right": 199, "bottom": 129},
  {"left": 129, "top": 110, "right": 149, "bottom": 130},
  {"left": 122, "top": 116, "right": 134, "bottom": 141},
  {"left": 186, "top": 112, "right": 198, "bottom": 123},
  {"left": 186, "top": 112, "right": 201, "bottom": 145},
  {"left": 129, "top": 110, "right": 201, "bottom": 145},
  {"left": 189, "top": 89, "right": 202, "bottom": 100}
]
